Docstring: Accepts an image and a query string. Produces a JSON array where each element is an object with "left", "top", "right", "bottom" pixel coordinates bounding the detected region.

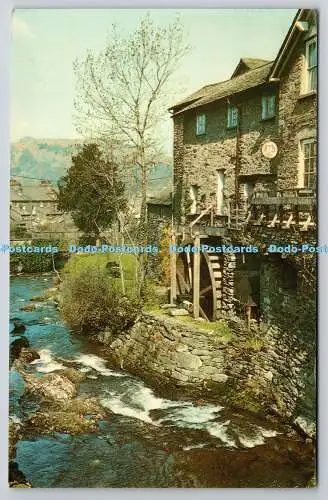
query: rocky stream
[{"left": 9, "top": 274, "right": 315, "bottom": 488}]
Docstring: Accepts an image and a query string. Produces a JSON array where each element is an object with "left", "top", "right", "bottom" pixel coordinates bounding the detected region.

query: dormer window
[
  {"left": 304, "top": 38, "right": 317, "bottom": 92},
  {"left": 227, "top": 105, "right": 238, "bottom": 129},
  {"left": 196, "top": 113, "right": 206, "bottom": 136},
  {"left": 261, "top": 94, "right": 276, "bottom": 120}
]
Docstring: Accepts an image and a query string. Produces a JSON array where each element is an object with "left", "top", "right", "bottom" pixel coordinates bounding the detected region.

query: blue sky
[{"left": 11, "top": 8, "right": 297, "bottom": 144}]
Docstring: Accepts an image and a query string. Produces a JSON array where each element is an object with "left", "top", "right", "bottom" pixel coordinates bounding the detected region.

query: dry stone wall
[{"left": 99, "top": 311, "right": 315, "bottom": 424}]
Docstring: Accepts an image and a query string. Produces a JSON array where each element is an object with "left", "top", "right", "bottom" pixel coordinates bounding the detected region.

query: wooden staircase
[{"left": 203, "top": 251, "right": 223, "bottom": 320}]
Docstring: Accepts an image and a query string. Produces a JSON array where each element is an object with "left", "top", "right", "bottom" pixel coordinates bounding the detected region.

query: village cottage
[{"left": 10, "top": 179, "right": 78, "bottom": 241}]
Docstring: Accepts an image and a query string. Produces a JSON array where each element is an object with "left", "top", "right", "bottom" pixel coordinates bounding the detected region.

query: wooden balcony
[
  {"left": 246, "top": 191, "right": 316, "bottom": 231},
  {"left": 175, "top": 191, "right": 316, "bottom": 239},
  {"left": 251, "top": 195, "right": 315, "bottom": 207}
]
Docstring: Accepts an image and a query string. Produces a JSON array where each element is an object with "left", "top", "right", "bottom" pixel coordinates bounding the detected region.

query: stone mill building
[{"left": 169, "top": 8, "right": 317, "bottom": 337}]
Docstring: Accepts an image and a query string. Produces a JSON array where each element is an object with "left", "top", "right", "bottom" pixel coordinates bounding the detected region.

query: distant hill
[
  {"left": 11, "top": 138, "right": 80, "bottom": 184},
  {"left": 11, "top": 138, "right": 172, "bottom": 194}
]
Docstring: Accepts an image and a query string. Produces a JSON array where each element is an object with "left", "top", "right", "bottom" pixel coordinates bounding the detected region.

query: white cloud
[{"left": 12, "top": 16, "right": 35, "bottom": 40}]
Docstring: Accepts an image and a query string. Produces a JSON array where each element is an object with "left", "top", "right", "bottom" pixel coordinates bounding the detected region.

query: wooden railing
[
  {"left": 189, "top": 203, "right": 215, "bottom": 236},
  {"left": 175, "top": 191, "right": 316, "bottom": 237}
]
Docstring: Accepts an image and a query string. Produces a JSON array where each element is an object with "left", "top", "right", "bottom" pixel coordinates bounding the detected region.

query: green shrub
[
  {"left": 61, "top": 256, "right": 141, "bottom": 333},
  {"left": 63, "top": 253, "right": 137, "bottom": 289},
  {"left": 139, "top": 278, "right": 158, "bottom": 306},
  {"left": 10, "top": 240, "right": 60, "bottom": 274}
]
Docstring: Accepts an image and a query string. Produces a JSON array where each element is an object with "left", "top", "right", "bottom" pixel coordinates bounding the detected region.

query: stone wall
[
  {"left": 222, "top": 253, "right": 237, "bottom": 312},
  {"left": 166, "top": 14, "right": 317, "bottom": 426},
  {"left": 172, "top": 11, "right": 317, "bottom": 215},
  {"left": 259, "top": 256, "right": 316, "bottom": 421},
  {"left": 278, "top": 11, "right": 317, "bottom": 191},
  {"left": 172, "top": 87, "right": 279, "bottom": 222},
  {"left": 99, "top": 310, "right": 315, "bottom": 422}
]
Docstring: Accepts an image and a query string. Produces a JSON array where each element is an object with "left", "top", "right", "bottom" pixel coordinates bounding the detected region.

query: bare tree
[{"left": 73, "top": 13, "right": 189, "bottom": 239}]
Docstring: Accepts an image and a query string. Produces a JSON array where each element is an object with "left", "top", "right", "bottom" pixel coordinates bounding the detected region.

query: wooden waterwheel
[{"left": 176, "top": 249, "right": 223, "bottom": 321}]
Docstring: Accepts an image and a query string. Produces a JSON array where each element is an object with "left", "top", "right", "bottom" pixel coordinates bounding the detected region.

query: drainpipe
[{"left": 235, "top": 105, "right": 241, "bottom": 224}]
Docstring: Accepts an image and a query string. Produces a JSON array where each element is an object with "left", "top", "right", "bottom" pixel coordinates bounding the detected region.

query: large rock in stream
[
  {"left": 10, "top": 337, "right": 30, "bottom": 364},
  {"left": 9, "top": 462, "right": 31, "bottom": 488},
  {"left": 9, "top": 422, "right": 32, "bottom": 488},
  {"left": 27, "top": 396, "right": 106, "bottom": 435},
  {"left": 13, "top": 360, "right": 78, "bottom": 402},
  {"left": 10, "top": 320, "right": 26, "bottom": 334},
  {"left": 20, "top": 303, "right": 37, "bottom": 312},
  {"left": 30, "top": 286, "right": 61, "bottom": 304}
]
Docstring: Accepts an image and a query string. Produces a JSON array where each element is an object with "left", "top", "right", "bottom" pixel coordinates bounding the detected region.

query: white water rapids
[{"left": 26, "top": 348, "right": 278, "bottom": 449}]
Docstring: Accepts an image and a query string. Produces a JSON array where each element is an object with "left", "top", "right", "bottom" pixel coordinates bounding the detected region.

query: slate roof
[
  {"left": 10, "top": 184, "right": 58, "bottom": 202},
  {"left": 170, "top": 61, "right": 274, "bottom": 116}
]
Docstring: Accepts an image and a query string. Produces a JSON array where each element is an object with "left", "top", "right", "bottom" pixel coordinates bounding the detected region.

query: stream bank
[
  {"left": 9, "top": 274, "right": 315, "bottom": 487},
  {"left": 97, "top": 310, "right": 316, "bottom": 432}
]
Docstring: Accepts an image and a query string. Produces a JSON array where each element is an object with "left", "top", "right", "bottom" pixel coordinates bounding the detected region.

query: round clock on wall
[{"left": 262, "top": 140, "right": 278, "bottom": 159}]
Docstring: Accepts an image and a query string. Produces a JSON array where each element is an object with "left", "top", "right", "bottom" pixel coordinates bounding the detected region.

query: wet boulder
[
  {"left": 8, "top": 421, "right": 32, "bottom": 486},
  {"left": 26, "top": 372, "right": 77, "bottom": 402},
  {"left": 30, "top": 287, "right": 61, "bottom": 304},
  {"left": 57, "top": 367, "right": 87, "bottom": 384},
  {"left": 30, "top": 295, "right": 46, "bottom": 302},
  {"left": 10, "top": 320, "right": 26, "bottom": 334},
  {"left": 9, "top": 462, "right": 31, "bottom": 488},
  {"left": 20, "top": 304, "right": 36, "bottom": 312},
  {"left": 9, "top": 421, "right": 22, "bottom": 460},
  {"left": 18, "top": 347, "right": 40, "bottom": 364},
  {"left": 10, "top": 337, "right": 30, "bottom": 362},
  {"left": 27, "top": 396, "right": 105, "bottom": 435},
  {"left": 12, "top": 363, "right": 78, "bottom": 402}
]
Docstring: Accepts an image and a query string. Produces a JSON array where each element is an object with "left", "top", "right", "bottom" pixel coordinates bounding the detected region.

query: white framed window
[
  {"left": 196, "top": 113, "right": 206, "bottom": 136},
  {"left": 227, "top": 105, "right": 238, "bottom": 128},
  {"left": 261, "top": 95, "right": 276, "bottom": 120},
  {"left": 189, "top": 186, "right": 198, "bottom": 214},
  {"left": 304, "top": 38, "right": 317, "bottom": 92},
  {"left": 217, "top": 171, "right": 225, "bottom": 215},
  {"left": 299, "top": 138, "right": 316, "bottom": 189}
]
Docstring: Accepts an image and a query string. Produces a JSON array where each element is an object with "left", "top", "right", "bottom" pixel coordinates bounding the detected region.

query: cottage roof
[
  {"left": 10, "top": 184, "right": 58, "bottom": 202},
  {"left": 170, "top": 61, "right": 273, "bottom": 116}
]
